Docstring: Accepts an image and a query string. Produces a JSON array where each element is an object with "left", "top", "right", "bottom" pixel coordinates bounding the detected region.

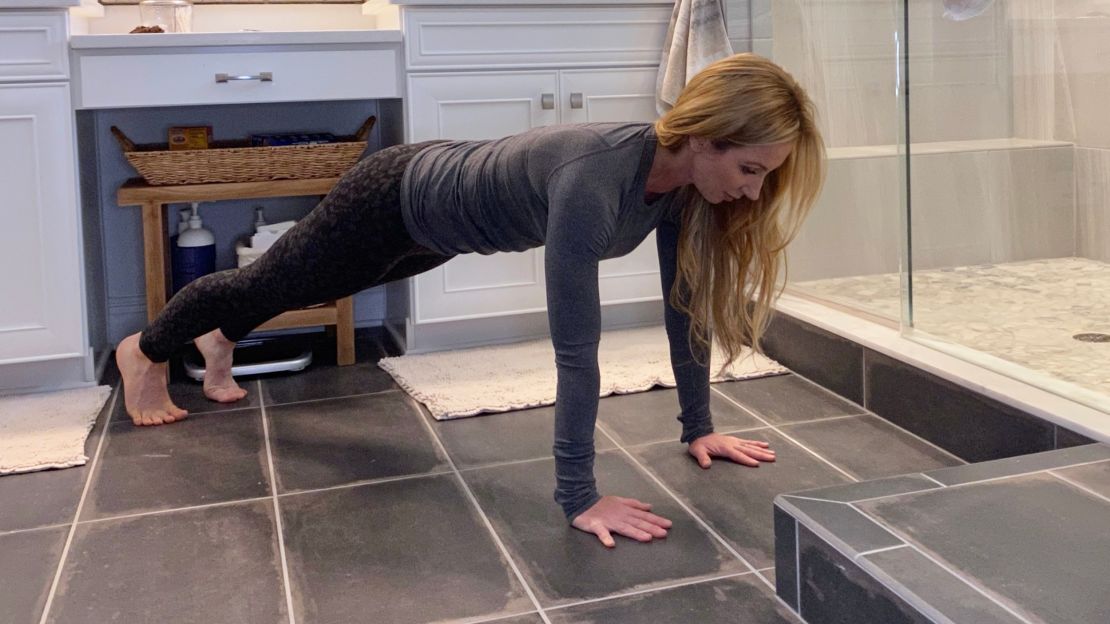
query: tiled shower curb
[
  {"left": 772, "top": 444, "right": 1110, "bottom": 624},
  {"left": 760, "top": 310, "right": 1096, "bottom": 463}
]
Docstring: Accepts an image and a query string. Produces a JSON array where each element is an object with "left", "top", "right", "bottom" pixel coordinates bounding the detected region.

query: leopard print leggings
[{"left": 138, "top": 142, "right": 452, "bottom": 363}]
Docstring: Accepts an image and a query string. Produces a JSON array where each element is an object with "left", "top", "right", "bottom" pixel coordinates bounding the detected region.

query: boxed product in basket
[{"left": 111, "top": 116, "right": 375, "bottom": 186}]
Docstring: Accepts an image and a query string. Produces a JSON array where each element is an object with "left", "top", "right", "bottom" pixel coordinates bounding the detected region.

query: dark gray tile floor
[{"left": 1, "top": 330, "right": 995, "bottom": 623}]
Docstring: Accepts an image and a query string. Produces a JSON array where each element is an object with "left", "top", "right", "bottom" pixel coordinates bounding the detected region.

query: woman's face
[{"left": 689, "top": 139, "right": 794, "bottom": 205}]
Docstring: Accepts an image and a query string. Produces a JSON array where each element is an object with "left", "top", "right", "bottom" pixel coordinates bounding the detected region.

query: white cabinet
[
  {"left": 0, "top": 9, "right": 90, "bottom": 393},
  {"left": 393, "top": 4, "right": 669, "bottom": 352}
]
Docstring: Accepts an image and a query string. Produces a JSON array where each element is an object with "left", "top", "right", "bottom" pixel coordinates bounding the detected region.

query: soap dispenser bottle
[{"left": 172, "top": 202, "right": 216, "bottom": 293}]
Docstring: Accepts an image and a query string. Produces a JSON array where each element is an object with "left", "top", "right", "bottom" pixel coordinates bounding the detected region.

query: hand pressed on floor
[
  {"left": 572, "top": 496, "right": 673, "bottom": 548},
  {"left": 688, "top": 433, "right": 776, "bottom": 468}
]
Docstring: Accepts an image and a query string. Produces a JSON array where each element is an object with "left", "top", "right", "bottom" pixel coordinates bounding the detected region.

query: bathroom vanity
[{"left": 0, "top": 0, "right": 675, "bottom": 392}]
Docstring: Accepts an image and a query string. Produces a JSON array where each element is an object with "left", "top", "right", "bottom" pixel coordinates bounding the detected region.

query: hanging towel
[{"left": 656, "top": 0, "right": 734, "bottom": 115}]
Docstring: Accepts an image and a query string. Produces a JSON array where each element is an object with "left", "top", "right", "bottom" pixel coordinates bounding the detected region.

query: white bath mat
[
  {"left": 379, "top": 325, "right": 788, "bottom": 420},
  {"left": 0, "top": 385, "right": 112, "bottom": 475}
]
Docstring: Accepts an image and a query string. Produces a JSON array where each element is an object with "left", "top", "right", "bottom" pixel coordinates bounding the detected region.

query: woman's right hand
[{"left": 571, "top": 495, "right": 673, "bottom": 547}]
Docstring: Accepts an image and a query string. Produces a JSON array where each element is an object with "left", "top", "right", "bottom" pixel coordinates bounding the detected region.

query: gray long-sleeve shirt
[{"left": 401, "top": 123, "right": 714, "bottom": 519}]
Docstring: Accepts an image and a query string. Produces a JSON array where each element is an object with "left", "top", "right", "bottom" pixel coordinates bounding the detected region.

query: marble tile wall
[
  {"left": 1076, "top": 147, "right": 1110, "bottom": 262},
  {"left": 766, "top": 0, "right": 1009, "bottom": 148},
  {"left": 788, "top": 146, "right": 1075, "bottom": 282}
]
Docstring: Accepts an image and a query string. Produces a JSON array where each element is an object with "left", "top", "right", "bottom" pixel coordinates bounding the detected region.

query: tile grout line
[
  {"left": 260, "top": 387, "right": 401, "bottom": 410},
  {"left": 709, "top": 387, "right": 861, "bottom": 483},
  {"left": 794, "top": 515, "right": 801, "bottom": 611},
  {"left": 919, "top": 473, "right": 947, "bottom": 487},
  {"left": 73, "top": 471, "right": 466, "bottom": 528},
  {"left": 277, "top": 469, "right": 459, "bottom": 498},
  {"left": 782, "top": 367, "right": 968, "bottom": 466},
  {"left": 258, "top": 379, "right": 298, "bottom": 624},
  {"left": 75, "top": 495, "right": 275, "bottom": 526},
  {"left": 855, "top": 543, "right": 909, "bottom": 558},
  {"left": 592, "top": 423, "right": 765, "bottom": 580},
  {"left": 542, "top": 571, "right": 756, "bottom": 613},
  {"left": 928, "top": 457, "right": 1110, "bottom": 491},
  {"left": 38, "top": 387, "right": 120, "bottom": 624},
  {"left": 1048, "top": 470, "right": 1110, "bottom": 504},
  {"left": 404, "top": 397, "right": 554, "bottom": 624},
  {"left": 0, "top": 522, "right": 74, "bottom": 538},
  {"left": 840, "top": 504, "right": 1039, "bottom": 624}
]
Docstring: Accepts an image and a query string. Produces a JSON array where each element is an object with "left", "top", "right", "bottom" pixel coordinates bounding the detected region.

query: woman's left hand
[{"left": 688, "top": 433, "right": 776, "bottom": 469}]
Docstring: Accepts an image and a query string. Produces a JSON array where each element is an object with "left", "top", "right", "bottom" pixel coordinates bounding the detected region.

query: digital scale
[{"left": 182, "top": 336, "right": 313, "bottom": 381}]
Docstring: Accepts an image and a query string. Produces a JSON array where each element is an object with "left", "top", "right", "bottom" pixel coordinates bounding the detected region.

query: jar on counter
[{"left": 139, "top": 0, "right": 193, "bottom": 33}]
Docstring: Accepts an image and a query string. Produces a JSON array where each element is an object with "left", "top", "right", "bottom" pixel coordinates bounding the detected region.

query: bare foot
[
  {"left": 195, "top": 329, "right": 248, "bottom": 403},
  {"left": 116, "top": 333, "right": 188, "bottom": 426}
]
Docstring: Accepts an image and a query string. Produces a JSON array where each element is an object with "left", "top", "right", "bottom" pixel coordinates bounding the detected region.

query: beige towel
[
  {"left": 0, "top": 385, "right": 111, "bottom": 475},
  {"left": 379, "top": 325, "right": 787, "bottom": 420},
  {"left": 656, "top": 0, "right": 734, "bottom": 114}
]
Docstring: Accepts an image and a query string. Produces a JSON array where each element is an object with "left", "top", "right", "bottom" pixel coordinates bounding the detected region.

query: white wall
[{"left": 1056, "top": 11, "right": 1110, "bottom": 262}]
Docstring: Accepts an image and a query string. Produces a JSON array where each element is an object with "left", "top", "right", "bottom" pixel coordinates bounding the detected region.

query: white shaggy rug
[
  {"left": 0, "top": 385, "right": 112, "bottom": 475},
  {"left": 379, "top": 325, "right": 788, "bottom": 420}
]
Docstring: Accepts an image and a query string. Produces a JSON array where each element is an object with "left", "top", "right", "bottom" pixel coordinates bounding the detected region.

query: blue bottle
[{"left": 172, "top": 202, "right": 216, "bottom": 293}]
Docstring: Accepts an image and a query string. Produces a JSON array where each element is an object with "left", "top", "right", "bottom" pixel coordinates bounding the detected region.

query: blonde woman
[{"left": 116, "top": 53, "right": 825, "bottom": 546}]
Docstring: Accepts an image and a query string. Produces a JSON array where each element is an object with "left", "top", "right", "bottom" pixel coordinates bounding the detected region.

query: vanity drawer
[
  {"left": 75, "top": 46, "right": 401, "bottom": 109},
  {"left": 0, "top": 11, "right": 69, "bottom": 82},
  {"left": 404, "top": 6, "right": 671, "bottom": 70}
]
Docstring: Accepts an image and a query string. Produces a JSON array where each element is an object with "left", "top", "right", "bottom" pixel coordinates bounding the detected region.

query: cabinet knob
[
  {"left": 569, "top": 92, "right": 584, "bottom": 109},
  {"left": 215, "top": 72, "right": 274, "bottom": 83},
  {"left": 541, "top": 93, "right": 555, "bottom": 110}
]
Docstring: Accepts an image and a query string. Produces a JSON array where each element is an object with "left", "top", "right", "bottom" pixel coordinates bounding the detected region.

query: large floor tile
[
  {"left": 631, "top": 429, "right": 852, "bottom": 569},
  {"left": 860, "top": 474, "right": 1110, "bottom": 624},
  {"left": 280, "top": 474, "right": 533, "bottom": 624},
  {"left": 712, "top": 375, "right": 865, "bottom": 425},
  {"left": 48, "top": 501, "right": 286, "bottom": 623},
  {"left": 267, "top": 392, "right": 448, "bottom": 492},
  {"left": 1054, "top": 459, "right": 1110, "bottom": 497},
  {"left": 547, "top": 575, "right": 801, "bottom": 623},
  {"left": 0, "top": 527, "right": 67, "bottom": 624},
  {"left": 82, "top": 409, "right": 269, "bottom": 520},
  {"left": 463, "top": 451, "right": 746, "bottom": 607},
  {"left": 431, "top": 404, "right": 615, "bottom": 469},
  {"left": 598, "top": 387, "right": 764, "bottom": 447},
  {"left": 779, "top": 414, "right": 961, "bottom": 480},
  {"left": 260, "top": 361, "right": 398, "bottom": 406},
  {"left": 0, "top": 389, "right": 113, "bottom": 531}
]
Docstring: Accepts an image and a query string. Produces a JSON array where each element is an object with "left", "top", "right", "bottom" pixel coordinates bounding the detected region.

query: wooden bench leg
[{"left": 336, "top": 297, "right": 355, "bottom": 366}]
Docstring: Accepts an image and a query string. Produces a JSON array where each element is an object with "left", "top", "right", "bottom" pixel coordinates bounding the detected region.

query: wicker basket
[{"left": 111, "top": 116, "right": 375, "bottom": 186}]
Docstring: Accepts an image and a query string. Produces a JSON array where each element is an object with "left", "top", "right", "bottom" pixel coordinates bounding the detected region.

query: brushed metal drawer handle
[
  {"left": 541, "top": 93, "right": 555, "bottom": 110},
  {"left": 569, "top": 92, "right": 584, "bottom": 109},
  {"left": 215, "top": 72, "right": 273, "bottom": 83}
]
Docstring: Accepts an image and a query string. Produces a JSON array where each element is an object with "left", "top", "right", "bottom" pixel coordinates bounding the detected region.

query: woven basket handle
[
  {"left": 110, "top": 126, "right": 137, "bottom": 152},
  {"left": 353, "top": 116, "right": 377, "bottom": 141}
]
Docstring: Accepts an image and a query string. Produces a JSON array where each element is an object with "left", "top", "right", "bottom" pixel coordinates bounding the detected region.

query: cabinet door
[
  {"left": 0, "top": 83, "right": 84, "bottom": 365},
  {"left": 407, "top": 71, "right": 559, "bottom": 141},
  {"left": 407, "top": 71, "right": 558, "bottom": 321},
  {"left": 560, "top": 67, "right": 664, "bottom": 305}
]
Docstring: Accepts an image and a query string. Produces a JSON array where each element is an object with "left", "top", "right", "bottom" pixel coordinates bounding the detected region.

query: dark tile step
[{"left": 772, "top": 444, "right": 1110, "bottom": 624}]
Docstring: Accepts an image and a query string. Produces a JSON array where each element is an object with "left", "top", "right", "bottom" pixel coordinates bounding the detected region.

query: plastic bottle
[
  {"left": 177, "top": 207, "right": 191, "bottom": 234},
  {"left": 172, "top": 202, "right": 216, "bottom": 293},
  {"left": 254, "top": 206, "right": 267, "bottom": 231}
]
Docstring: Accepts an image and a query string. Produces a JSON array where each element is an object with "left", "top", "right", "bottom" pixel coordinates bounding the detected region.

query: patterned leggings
[{"left": 138, "top": 142, "right": 453, "bottom": 363}]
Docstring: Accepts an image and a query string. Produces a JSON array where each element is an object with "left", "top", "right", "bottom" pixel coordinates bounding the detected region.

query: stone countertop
[
  {"left": 0, "top": 0, "right": 79, "bottom": 8},
  {"left": 69, "top": 29, "right": 402, "bottom": 49}
]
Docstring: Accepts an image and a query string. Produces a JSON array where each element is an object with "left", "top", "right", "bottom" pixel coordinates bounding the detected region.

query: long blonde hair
[{"left": 655, "top": 53, "right": 826, "bottom": 368}]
